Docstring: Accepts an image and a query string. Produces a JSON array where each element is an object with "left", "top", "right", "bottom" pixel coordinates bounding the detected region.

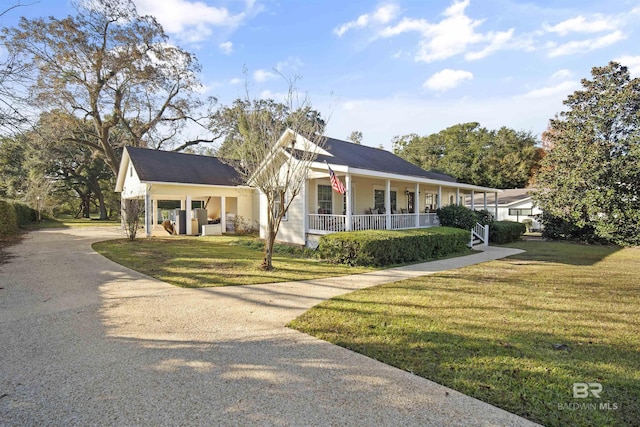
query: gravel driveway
[{"left": 0, "top": 227, "right": 538, "bottom": 426}]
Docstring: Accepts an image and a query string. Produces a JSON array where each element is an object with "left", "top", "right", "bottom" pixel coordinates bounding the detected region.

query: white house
[
  {"left": 466, "top": 188, "right": 543, "bottom": 231},
  {"left": 116, "top": 129, "right": 503, "bottom": 246}
]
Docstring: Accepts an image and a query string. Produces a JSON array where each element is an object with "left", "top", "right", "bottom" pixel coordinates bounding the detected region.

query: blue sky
[{"left": 3, "top": 0, "right": 640, "bottom": 150}]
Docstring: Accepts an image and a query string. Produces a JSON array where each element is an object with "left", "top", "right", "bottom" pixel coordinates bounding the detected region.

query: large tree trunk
[{"left": 92, "top": 181, "right": 108, "bottom": 220}]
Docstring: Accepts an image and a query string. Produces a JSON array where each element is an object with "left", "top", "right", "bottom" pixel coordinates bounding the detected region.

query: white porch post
[
  {"left": 221, "top": 196, "right": 227, "bottom": 234},
  {"left": 494, "top": 192, "right": 498, "bottom": 220},
  {"left": 152, "top": 198, "right": 158, "bottom": 230},
  {"left": 385, "top": 179, "right": 391, "bottom": 229},
  {"left": 186, "top": 195, "right": 192, "bottom": 235},
  {"left": 345, "top": 174, "right": 352, "bottom": 231},
  {"left": 415, "top": 182, "right": 420, "bottom": 228},
  {"left": 456, "top": 188, "right": 461, "bottom": 205},
  {"left": 303, "top": 180, "right": 309, "bottom": 234},
  {"left": 144, "top": 188, "right": 152, "bottom": 237},
  {"left": 471, "top": 190, "right": 475, "bottom": 211},
  {"left": 437, "top": 186, "right": 442, "bottom": 209},
  {"left": 483, "top": 192, "right": 488, "bottom": 210}
]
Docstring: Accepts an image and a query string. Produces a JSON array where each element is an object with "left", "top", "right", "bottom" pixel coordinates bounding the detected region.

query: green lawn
[
  {"left": 32, "top": 215, "right": 121, "bottom": 229},
  {"left": 93, "top": 235, "right": 375, "bottom": 287},
  {"left": 289, "top": 241, "right": 640, "bottom": 427}
]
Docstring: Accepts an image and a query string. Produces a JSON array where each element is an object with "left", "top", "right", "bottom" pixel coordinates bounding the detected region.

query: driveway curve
[{"left": 0, "top": 227, "right": 538, "bottom": 426}]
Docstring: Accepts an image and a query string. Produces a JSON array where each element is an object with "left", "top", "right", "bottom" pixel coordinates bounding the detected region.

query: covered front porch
[{"left": 303, "top": 169, "right": 499, "bottom": 235}]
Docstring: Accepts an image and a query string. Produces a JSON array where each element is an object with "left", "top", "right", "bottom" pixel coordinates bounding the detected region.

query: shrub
[
  {"left": 13, "top": 202, "right": 38, "bottom": 227},
  {"left": 317, "top": 227, "right": 470, "bottom": 266},
  {"left": 474, "top": 209, "right": 494, "bottom": 226},
  {"left": 0, "top": 200, "right": 19, "bottom": 235},
  {"left": 489, "top": 221, "right": 526, "bottom": 244},
  {"left": 539, "top": 213, "right": 609, "bottom": 244},
  {"left": 437, "top": 205, "right": 492, "bottom": 230}
]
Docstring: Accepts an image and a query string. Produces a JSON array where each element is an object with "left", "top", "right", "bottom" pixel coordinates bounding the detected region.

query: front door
[{"left": 407, "top": 192, "right": 415, "bottom": 213}]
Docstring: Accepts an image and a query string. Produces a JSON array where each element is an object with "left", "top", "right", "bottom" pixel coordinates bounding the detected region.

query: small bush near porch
[{"left": 317, "top": 227, "right": 470, "bottom": 266}]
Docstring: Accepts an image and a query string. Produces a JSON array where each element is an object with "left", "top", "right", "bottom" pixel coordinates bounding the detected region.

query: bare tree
[
  {"left": 121, "top": 198, "right": 144, "bottom": 240},
  {"left": 215, "top": 80, "right": 327, "bottom": 270},
  {"left": 1, "top": 0, "right": 216, "bottom": 176}
]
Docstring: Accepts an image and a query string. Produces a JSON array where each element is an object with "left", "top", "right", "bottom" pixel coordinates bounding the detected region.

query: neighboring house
[
  {"left": 466, "top": 188, "right": 543, "bottom": 231},
  {"left": 116, "top": 129, "right": 503, "bottom": 246}
]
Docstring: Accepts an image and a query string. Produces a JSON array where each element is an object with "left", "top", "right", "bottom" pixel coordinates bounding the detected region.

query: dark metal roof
[
  {"left": 313, "top": 137, "right": 457, "bottom": 182},
  {"left": 126, "top": 147, "right": 241, "bottom": 186}
]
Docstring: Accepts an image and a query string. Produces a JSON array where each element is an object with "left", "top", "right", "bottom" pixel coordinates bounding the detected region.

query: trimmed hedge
[
  {"left": 489, "top": 221, "right": 526, "bottom": 244},
  {"left": 13, "top": 202, "right": 38, "bottom": 227},
  {"left": 0, "top": 200, "right": 19, "bottom": 235},
  {"left": 317, "top": 227, "right": 470, "bottom": 266},
  {"left": 0, "top": 200, "right": 38, "bottom": 235}
]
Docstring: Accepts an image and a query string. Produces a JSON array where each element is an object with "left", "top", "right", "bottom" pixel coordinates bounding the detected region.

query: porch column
[
  {"left": 483, "top": 192, "right": 488, "bottom": 210},
  {"left": 345, "top": 174, "right": 352, "bottom": 231},
  {"left": 456, "top": 188, "right": 460, "bottom": 205},
  {"left": 221, "top": 196, "right": 227, "bottom": 234},
  {"left": 385, "top": 179, "right": 391, "bottom": 229},
  {"left": 437, "top": 186, "right": 442, "bottom": 209},
  {"left": 303, "top": 180, "right": 309, "bottom": 234},
  {"left": 145, "top": 188, "right": 152, "bottom": 237},
  {"left": 415, "top": 183, "right": 420, "bottom": 228},
  {"left": 186, "top": 195, "right": 192, "bottom": 235},
  {"left": 152, "top": 198, "right": 158, "bottom": 230},
  {"left": 494, "top": 192, "right": 498, "bottom": 220},
  {"left": 471, "top": 190, "right": 475, "bottom": 211}
]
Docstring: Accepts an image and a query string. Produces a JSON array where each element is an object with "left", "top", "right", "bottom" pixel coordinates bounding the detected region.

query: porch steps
[{"left": 469, "top": 222, "right": 489, "bottom": 247}]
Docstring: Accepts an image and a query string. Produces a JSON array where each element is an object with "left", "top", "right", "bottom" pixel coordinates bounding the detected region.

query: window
[
  {"left": 425, "top": 193, "right": 437, "bottom": 210},
  {"left": 317, "top": 185, "right": 332, "bottom": 214},
  {"left": 509, "top": 208, "right": 533, "bottom": 216},
  {"left": 374, "top": 189, "right": 396, "bottom": 213},
  {"left": 273, "top": 190, "right": 287, "bottom": 220}
]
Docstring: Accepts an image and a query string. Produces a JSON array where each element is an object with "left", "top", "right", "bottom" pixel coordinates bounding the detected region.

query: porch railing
[
  {"left": 308, "top": 214, "right": 346, "bottom": 232},
  {"left": 308, "top": 212, "right": 440, "bottom": 233},
  {"left": 351, "top": 214, "right": 386, "bottom": 230}
]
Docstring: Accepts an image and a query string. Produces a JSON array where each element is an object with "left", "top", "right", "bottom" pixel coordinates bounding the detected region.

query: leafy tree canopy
[
  {"left": 1, "top": 0, "right": 214, "bottom": 177},
  {"left": 533, "top": 62, "right": 640, "bottom": 246},
  {"left": 392, "top": 123, "right": 543, "bottom": 189}
]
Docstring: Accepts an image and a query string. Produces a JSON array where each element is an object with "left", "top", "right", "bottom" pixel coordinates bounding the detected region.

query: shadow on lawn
[{"left": 502, "top": 240, "right": 623, "bottom": 266}]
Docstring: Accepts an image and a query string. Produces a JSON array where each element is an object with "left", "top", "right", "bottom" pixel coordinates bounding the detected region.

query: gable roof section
[
  {"left": 307, "top": 137, "right": 457, "bottom": 182},
  {"left": 125, "top": 147, "right": 241, "bottom": 186}
]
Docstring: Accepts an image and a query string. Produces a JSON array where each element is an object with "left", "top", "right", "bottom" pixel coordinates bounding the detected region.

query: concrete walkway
[{"left": 0, "top": 227, "right": 538, "bottom": 426}]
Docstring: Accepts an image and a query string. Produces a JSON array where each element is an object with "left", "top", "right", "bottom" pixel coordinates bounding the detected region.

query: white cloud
[
  {"left": 615, "top": 55, "right": 640, "bottom": 77},
  {"left": 134, "top": 0, "right": 260, "bottom": 43},
  {"left": 229, "top": 77, "right": 242, "bottom": 85},
  {"left": 550, "top": 69, "right": 574, "bottom": 80},
  {"left": 465, "top": 29, "right": 514, "bottom": 61},
  {"left": 254, "top": 69, "right": 277, "bottom": 82},
  {"left": 334, "top": 3, "right": 400, "bottom": 37},
  {"left": 275, "top": 56, "right": 304, "bottom": 72},
  {"left": 520, "top": 81, "right": 578, "bottom": 99},
  {"left": 548, "top": 31, "right": 626, "bottom": 57},
  {"left": 543, "top": 14, "right": 618, "bottom": 36},
  {"left": 219, "top": 41, "right": 233, "bottom": 55},
  {"left": 423, "top": 69, "right": 473, "bottom": 91},
  {"left": 322, "top": 91, "right": 566, "bottom": 151},
  {"left": 379, "top": 0, "right": 514, "bottom": 63}
]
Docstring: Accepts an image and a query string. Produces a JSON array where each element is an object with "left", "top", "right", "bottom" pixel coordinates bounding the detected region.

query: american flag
[{"left": 327, "top": 163, "right": 346, "bottom": 194}]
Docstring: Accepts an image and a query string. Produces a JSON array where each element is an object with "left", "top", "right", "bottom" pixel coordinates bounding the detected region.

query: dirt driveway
[{"left": 0, "top": 227, "right": 537, "bottom": 426}]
